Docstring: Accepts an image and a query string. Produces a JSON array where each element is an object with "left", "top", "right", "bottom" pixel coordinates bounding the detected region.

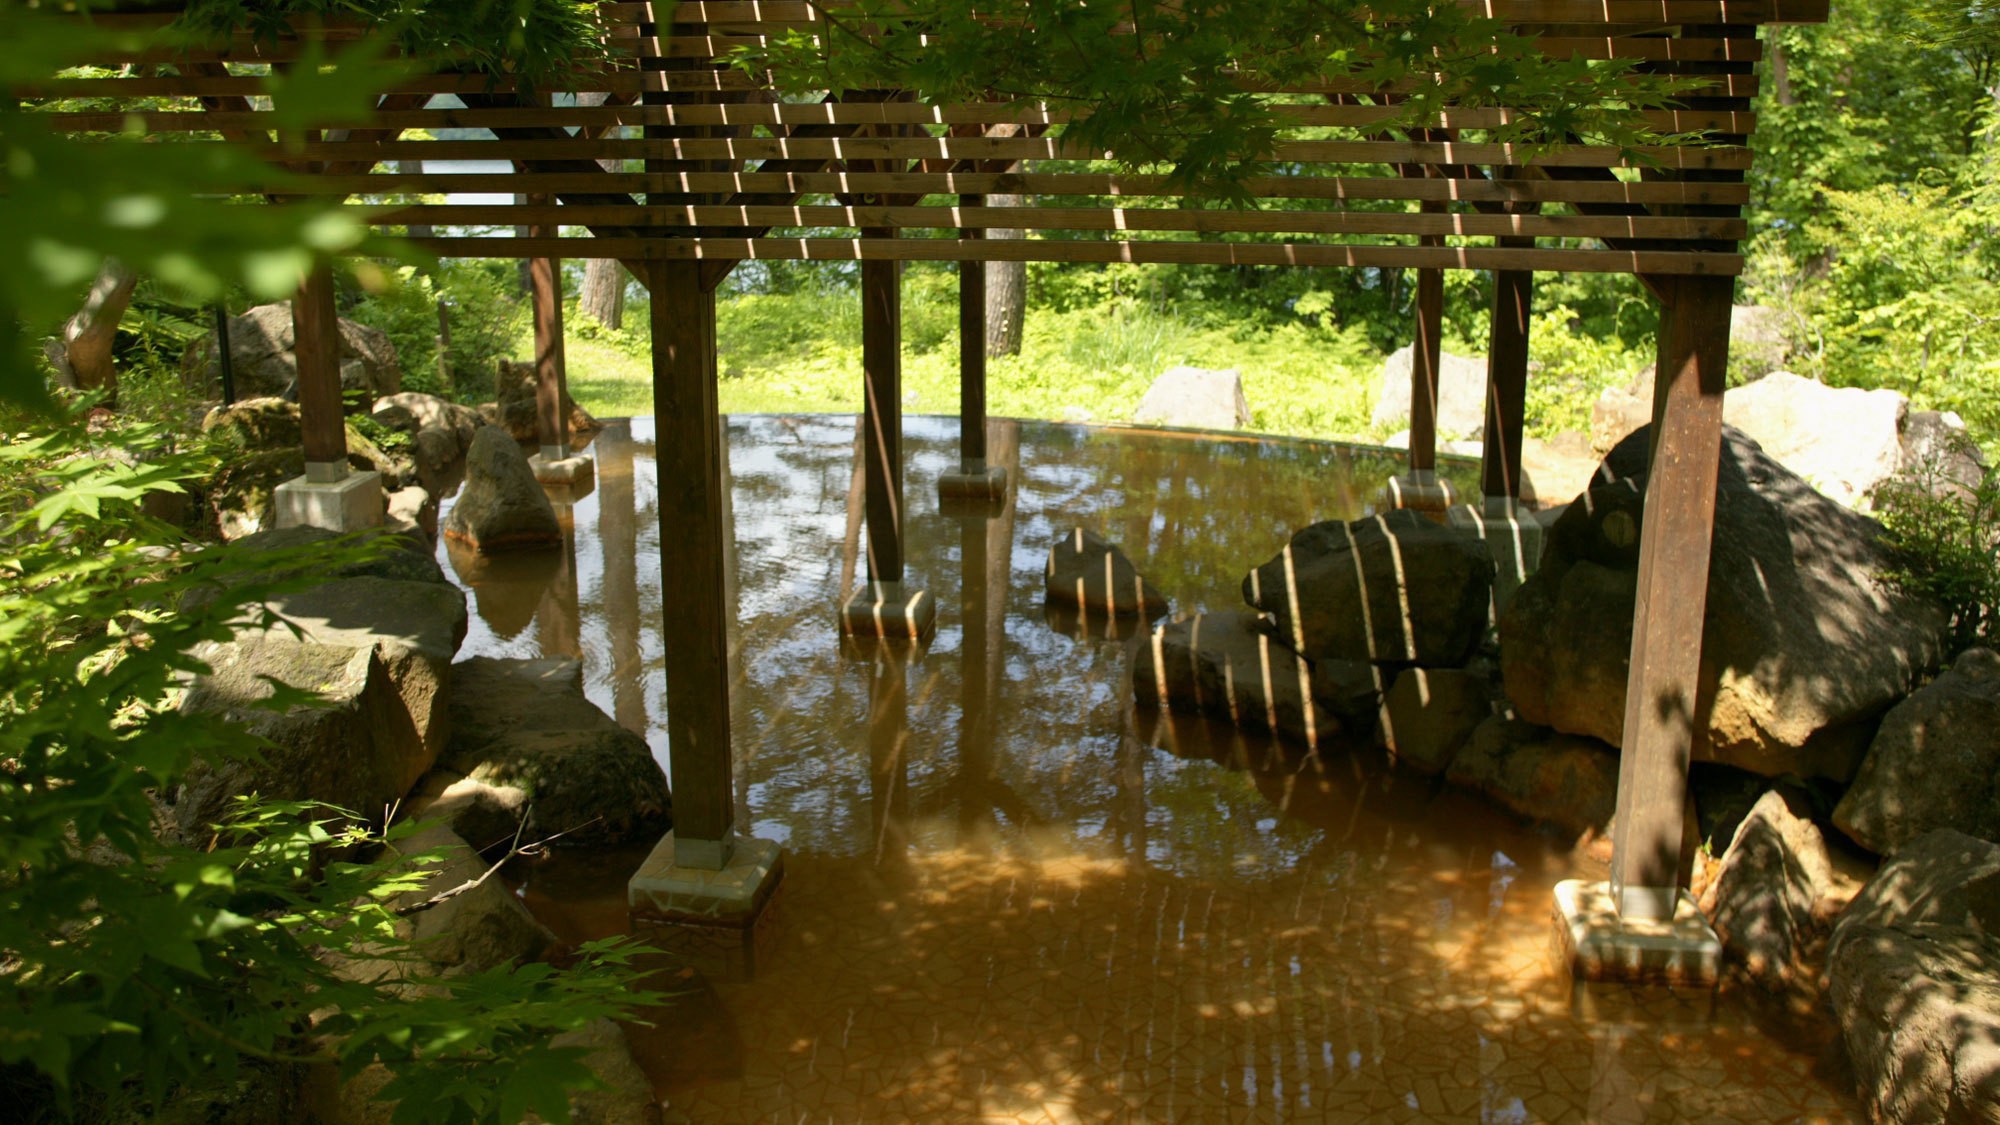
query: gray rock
[
  {"left": 1372, "top": 346, "right": 1487, "bottom": 440},
  {"left": 1445, "top": 717, "right": 1620, "bottom": 836},
  {"left": 1730, "top": 304, "right": 1792, "bottom": 380},
  {"left": 495, "top": 359, "right": 598, "bottom": 444},
  {"left": 1836, "top": 649, "right": 2000, "bottom": 856},
  {"left": 406, "top": 770, "right": 529, "bottom": 855},
  {"left": 392, "top": 824, "right": 557, "bottom": 972},
  {"left": 1829, "top": 830, "right": 2000, "bottom": 1125},
  {"left": 1044, "top": 528, "right": 1170, "bottom": 618},
  {"left": 1377, "top": 666, "right": 1491, "bottom": 774},
  {"left": 439, "top": 658, "right": 671, "bottom": 847},
  {"left": 183, "top": 302, "right": 401, "bottom": 402},
  {"left": 372, "top": 392, "right": 483, "bottom": 492},
  {"left": 1131, "top": 365, "right": 1251, "bottom": 431},
  {"left": 1589, "top": 367, "right": 1654, "bottom": 457},
  {"left": 1310, "top": 657, "right": 1384, "bottom": 727},
  {"left": 1133, "top": 611, "right": 1337, "bottom": 748},
  {"left": 225, "top": 524, "right": 446, "bottom": 587},
  {"left": 442, "top": 426, "right": 563, "bottom": 552},
  {"left": 1704, "top": 789, "right": 1836, "bottom": 1001},
  {"left": 1242, "top": 509, "right": 1494, "bottom": 668},
  {"left": 536, "top": 1019, "right": 661, "bottom": 1125},
  {"left": 1898, "top": 409, "right": 1990, "bottom": 503},
  {"left": 1500, "top": 426, "right": 1947, "bottom": 781},
  {"left": 1722, "top": 372, "right": 1907, "bottom": 510}
]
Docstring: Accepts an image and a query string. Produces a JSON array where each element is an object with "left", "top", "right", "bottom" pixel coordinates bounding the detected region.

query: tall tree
[{"left": 984, "top": 195, "right": 1026, "bottom": 358}]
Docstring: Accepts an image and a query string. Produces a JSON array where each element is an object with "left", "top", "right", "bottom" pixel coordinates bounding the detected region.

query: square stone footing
[
  {"left": 1380, "top": 472, "right": 1460, "bottom": 512},
  {"left": 839, "top": 581, "right": 938, "bottom": 640},
  {"left": 937, "top": 464, "right": 1008, "bottom": 502},
  {"left": 630, "top": 834, "right": 785, "bottom": 981},
  {"left": 1553, "top": 879, "right": 1721, "bottom": 989},
  {"left": 529, "top": 452, "right": 595, "bottom": 488},
  {"left": 275, "top": 471, "right": 385, "bottom": 532},
  {"left": 1446, "top": 502, "right": 1549, "bottom": 616}
]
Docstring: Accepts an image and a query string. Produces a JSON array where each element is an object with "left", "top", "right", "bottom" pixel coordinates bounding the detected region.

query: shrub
[{"left": 1872, "top": 429, "right": 2000, "bottom": 659}]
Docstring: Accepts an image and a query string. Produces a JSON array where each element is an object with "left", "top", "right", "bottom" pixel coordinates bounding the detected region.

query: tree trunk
[
  {"left": 398, "top": 162, "right": 434, "bottom": 239},
  {"left": 580, "top": 259, "right": 627, "bottom": 330},
  {"left": 984, "top": 193, "right": 1026, "bottom": 358},
  {"left": 62, "top": 259, "right": 137, "bottom": 399}
]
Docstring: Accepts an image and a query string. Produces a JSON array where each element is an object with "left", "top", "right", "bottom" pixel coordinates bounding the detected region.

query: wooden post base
[
  {"left": 1380, "top": 471, "right": 1460, "bottom": 512},
  {"left": 1552, "top": 879, "right": 1720, "bottom": 990},
  {"left": 628, "top": 832, "right": 785, "bottom": 981},
  {"left": 839, "top": 580, "right": 938, "bottom": 640}
]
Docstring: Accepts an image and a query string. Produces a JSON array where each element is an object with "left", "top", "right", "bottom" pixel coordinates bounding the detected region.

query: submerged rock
[
  {"left": 1828, "top": 829, "right": 2000, "bottom": 1124},
  {"left": 1500, "top": 425, "right": 1947, "bottom": 781},
  {"left": 1133, "top": 610, "right": 1336, "bottom": 748},
  {"left": 434, "top": 657, "right": 670, "bottom": 847},
  {"left": 442, "top": 426, "right": 563, "bottom": 553},
  {"left": 1242, "top": 509, "right": 1493, "bottom": 669},
  {"left": 1444, "top": 717, "right": 1620, "bottom": 836},
  {"left": 1044, "top": 527, "right": 1170, "bottom": 619},
  {"left": 1836, "top": 648, "right": 2000, "bottom": 855}
]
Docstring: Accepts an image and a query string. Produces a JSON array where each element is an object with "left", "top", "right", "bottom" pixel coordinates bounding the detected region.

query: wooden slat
[
  {"left": 364, "top": 202, "right": 1748, "bottom": 241},
  {"left": 251, "top": 134, "right": 1756, "bottom": 169},
  {"left": 408, "top": 234, "right": 1742, "bottom": 273},
  {"left": 275, "top": 169, "right": 1755, "bottom": 206},
  {"left": 38, "top": 103, "right": 1756, "bottom": 135}
]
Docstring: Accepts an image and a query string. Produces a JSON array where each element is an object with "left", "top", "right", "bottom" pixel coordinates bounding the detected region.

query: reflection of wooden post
[
  {"left": 650, "top": 260, "right": 734, "bottom": 870},
  {"left": 861, "top": 234, "right": 904, "bottom": 583},
  {"left": 295, "top": 264, "right": 348, "bottom": 482},
  {"left": 1609, "top": 274, "right": 1731, "bottom": 920},
  {"left": 868, "top": 650, "right": 911, "bottom": 870},
  {"left": 1482, "top": 242, "right": 1533, "bottom": 507},
  {"left": 536, "top": 501, "right": 581, "bottom": 658},
  {"left": 959, "top": 201, "right": 988, "bottom": 470},
  {"left": 596, "top": 420, "right": 648, "bottom": 736},
  {"left": 529, "top": 198, "right": 570, "bottom": 460}
]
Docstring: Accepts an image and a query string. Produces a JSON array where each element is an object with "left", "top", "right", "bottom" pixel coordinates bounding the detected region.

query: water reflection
[{"left": 448, "top": 416, "right": 1857, "bottom": 1122}]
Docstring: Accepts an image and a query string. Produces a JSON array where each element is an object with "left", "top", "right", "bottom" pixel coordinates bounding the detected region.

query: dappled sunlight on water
[{"left": 445, "top": 416, "right": 1859, "bottom": 1123}]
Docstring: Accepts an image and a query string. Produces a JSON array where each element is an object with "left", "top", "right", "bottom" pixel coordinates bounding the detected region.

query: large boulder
[
  {"left": 175, "top": 571, "right": 468, "bottom": 836},
  {"left": 1044, "top": 528, "right": 1170, "bottom": 618},
  {"left": 442, "top": 426, "right": 563, "bottom": 553},
  {"left": 494, "top": 360, "right": 599, "bottom": 445},
  {"left": 1376, "top": 666, "right": 1491, "bottom": 775},
  {"left": 1242, "top": 510, "right": 1494, "bottom": 669},
  {"left": 371, "top": 392, "right": 483, "bottom": 493},
  {"left": 1898, "top": 409, "right": 1991, "bottom": 502},
  {"left": 434, "top": 658, "right": 670, "bottom": 847},
  {"left": 1721, "top": 372, "right": 1908, "bottom": 510},
  {"left": 183, "top": 302, "right": 401, "bottom": 402},
  {"left": 1499, "top": 425, "right": 1947, "bottom": 781},
  {"left": 390, "top": 824, "right": 558, "bottom": 973},
  {"left": 1835, "top": 648, "right": 2000, "bottom": 856},
  {"left": 1133, "top": 611, "right": 1337, "bottom": 748},
  {"left": 1444, "top": 717, "right": 1620, "bottom": 836},
  {"left": 1729, "top": 304, "right": 1792, "bottom": 379},
  {"left": 1702, "top": 788, "right": 1837, "bottom": 1004},
  {"left": 203, "top": 398, "right": 408, "bottom": 540},
  {"left": 1828, "top": 830, "right": 2000, "bottom": 1124},
  {"left": 1371, "top": 346, "right": 1487, "bottom": 440},
  {"left": 1131, "top": 365, "right": 1251, "bottom": 431}
]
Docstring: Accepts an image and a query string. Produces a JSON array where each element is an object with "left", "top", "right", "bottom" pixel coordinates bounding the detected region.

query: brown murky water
[{"left": 442, "top": 416, "right": 1860, "bottom": 1123}]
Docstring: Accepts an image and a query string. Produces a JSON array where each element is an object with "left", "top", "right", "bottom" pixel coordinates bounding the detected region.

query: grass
[{"left": 543, "top": 284, "right": 1646, "bottom": 446}]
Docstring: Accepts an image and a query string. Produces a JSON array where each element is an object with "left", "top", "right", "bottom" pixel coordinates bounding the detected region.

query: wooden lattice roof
[{"left": 26, "top": 0, "right": 1827, "bottom": 281}]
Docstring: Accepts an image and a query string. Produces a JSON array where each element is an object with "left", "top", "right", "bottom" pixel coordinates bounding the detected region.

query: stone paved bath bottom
[{"left": 442, "top": 415, "right": 1860, "bottom": 1123}]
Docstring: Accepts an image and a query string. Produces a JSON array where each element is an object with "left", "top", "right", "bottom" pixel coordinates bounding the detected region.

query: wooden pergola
[{"left": 28, "top": 0, "right": 1826, "bottom": 926}]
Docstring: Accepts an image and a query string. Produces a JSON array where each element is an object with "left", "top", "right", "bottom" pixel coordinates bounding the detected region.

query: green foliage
[
  {"left": 1873, "top": 431, "right": 2000, "bottom": 658},
  {"left": 0, "top": 403, "right": 661, "bottom": 1122},
  {"left": 347, "top": 262, "right": 526, "bottom": 401},
  {"left": 1522, "top": 305, "right": 1650, "bottom": 439},
  {"left": 741, "top": 0, "right": 1688, "bottom": 199}
]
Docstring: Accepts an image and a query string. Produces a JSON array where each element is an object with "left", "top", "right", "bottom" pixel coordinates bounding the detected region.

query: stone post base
[
  {"left": 274, "top": 471, "right": 384, "bottom": 533},
  {"left": 1552, "top": 879, "right": 1721, "bottom": 989},
  {"left": 529, "top": 452, "right": 596, "bottom": 488},
  {"left": 839, "top": 581, "right": 938, "bottom": 640},
  {"left": 629, "top": 833, "right": 785, "bottom": 981},
  {"left": 1380, "top": 471, "right": 1459, "bottom": 512},
  {"left": 937, "top": 462, "right": 1008, "bottom": 502}
]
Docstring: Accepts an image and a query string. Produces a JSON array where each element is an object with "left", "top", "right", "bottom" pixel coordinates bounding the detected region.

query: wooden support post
[
  {"left": 1608, "top": 274, "right": 1731, "bottom": 921},
  {"left": 294, "top": 264, "right": 348, "bottom": 483},
  {"left": 1410, "top": 263, "right": 1444, "bottom": 479},
  {"left": 862, "top": 230, "right": 904, "bottom": 584},
  {"left": 649, "top": 259, "right": 735, "bottom": 870},
  {"left": 529, "top": 198, "right": 570, "bottom": 460},
  {"left": 959, "top": 197, "right": 988, "bottom": 470},
  {"left": 1482, "top": 243, "right": 1533, "bottom": 508}
]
